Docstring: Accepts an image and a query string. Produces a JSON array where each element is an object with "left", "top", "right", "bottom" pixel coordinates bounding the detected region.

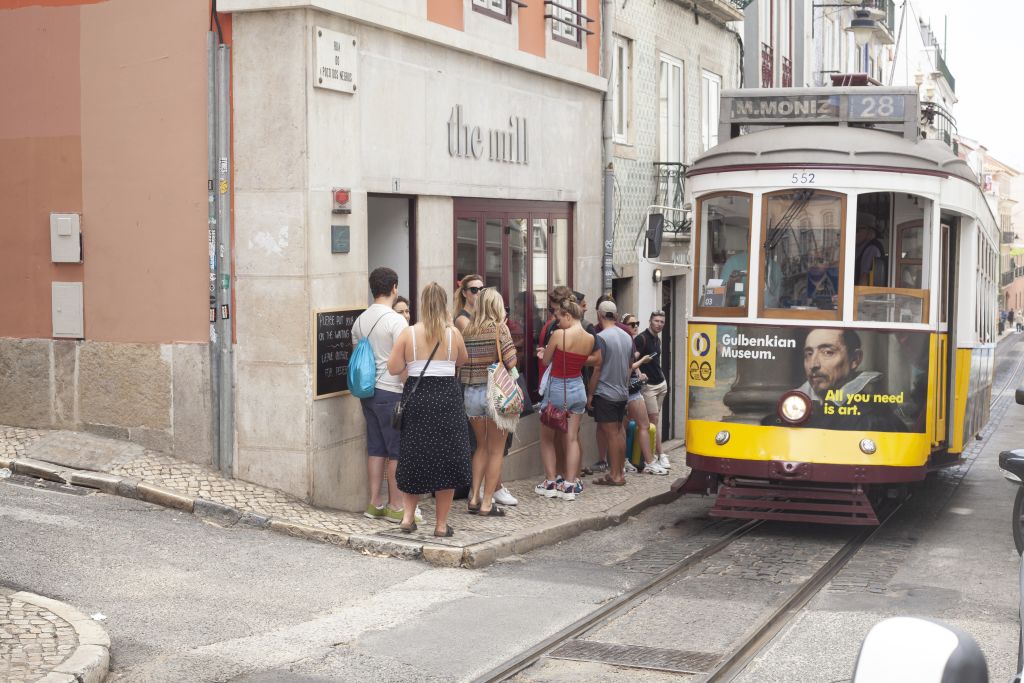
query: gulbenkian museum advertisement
[{"left": 686, "top": 324, "right": 931, "bottom": 433}]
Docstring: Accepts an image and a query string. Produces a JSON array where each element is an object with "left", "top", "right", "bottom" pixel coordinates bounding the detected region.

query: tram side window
[
  {"left": 854, "top": 192, "right": 929, "bottom": 324},
  {"left": 695, "top": 194, "right": 752, "bottom": 313},
  {"left": 761, "top": 190, "right": 844, "bottom": 319}
]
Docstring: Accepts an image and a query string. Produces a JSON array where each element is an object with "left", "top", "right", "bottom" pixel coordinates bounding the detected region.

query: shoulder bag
[
  {"left": 539, "top": 330, "right": 569, "bottom": 433},
  {"left": 487, "top": 324, "right": 524, "bottom": 431},
  {"left": 391, "top": 340, "right": 440, "bottom": 430}
]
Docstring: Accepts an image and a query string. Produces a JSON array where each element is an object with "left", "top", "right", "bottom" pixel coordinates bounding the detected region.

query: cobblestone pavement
[
  {"left": 0, "top": 589, "right": 77, "bottom": 683},
  {"left": 0, "top": 427, "right": 42, "bottom": 461},
  {"left": 1, "top": 424, "right": 684, "bottom": 547}
]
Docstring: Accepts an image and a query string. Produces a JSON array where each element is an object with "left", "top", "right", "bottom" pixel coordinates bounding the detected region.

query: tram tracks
[
  {"left": 475, "top": 505, "right": 900, "bottom": 683},
  {"left": 478, "top": 342, "right": 1024, "bottom": 683}
]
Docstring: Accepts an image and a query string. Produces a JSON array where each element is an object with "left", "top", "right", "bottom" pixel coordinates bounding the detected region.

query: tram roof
[{"left": 688, "top": 126, "right": 977, "bottom": 184}]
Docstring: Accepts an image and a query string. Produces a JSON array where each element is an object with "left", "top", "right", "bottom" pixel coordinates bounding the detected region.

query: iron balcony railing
[
  {"left": 862, "top": 0, "right": 896, "bottom": 33},
  {"left": 921, "top": 101, "right": 957, "bottom": 152},
  {"left": 1001, "top": 271, "right": 1014, "bottom": 287},
  {"left": 1004, "top": 232, "right": 1016, "bottom": 244},
  {"left": 652, "top": 162, "right": 691, "bottom": 234},
  {"left": 782, "top": 55, "right": 793, "bottom": 87},
  {"left": 920, "top": 19, "right": 956, "bottom": 92},
  {"left": 761, "top": 42, "right": 774, "bottom": 88}
]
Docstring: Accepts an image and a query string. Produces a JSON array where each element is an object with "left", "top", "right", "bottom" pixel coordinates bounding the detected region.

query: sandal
[
  {"left": 467, "top": 501, "right": 481, "bottom": 514},
  {"left": 593, "top": 476, "right": 626, "bottom": 487},
  {"left": 476, "top": 506, "right": 505, "bottom": 517},
  {"left": 434, "top": 525, "right": 454, "bottom": 538},
  {"left": 399, "top": 522, "right": 417, "bottom": 533}
]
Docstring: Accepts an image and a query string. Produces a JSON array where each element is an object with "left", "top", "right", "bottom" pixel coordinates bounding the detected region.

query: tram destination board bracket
[{"left": 719, "top": 86, "right": 919, "bottom": 142}]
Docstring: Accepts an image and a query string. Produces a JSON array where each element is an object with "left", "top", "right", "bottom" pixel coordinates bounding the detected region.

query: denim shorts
[
  {"left": 360, "top": 389, "right": 402, "bottom": 459},
  {"left": 463, "top": 384, "right": 489, "bottom": 418},
  {"left": 628, "top": 391, "right": 644, "bottom": 403},
  {"left": 539, "top": 377, "right": 587, "bottom": 415}
]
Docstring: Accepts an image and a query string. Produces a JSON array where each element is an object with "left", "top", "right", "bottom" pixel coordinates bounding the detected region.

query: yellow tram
[{"left": 679, "top": 87, "right": 999, "bottom": 524}]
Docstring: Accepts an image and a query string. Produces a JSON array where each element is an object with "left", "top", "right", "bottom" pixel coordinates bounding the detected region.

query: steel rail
[
  {"left": 703, "top": 502, "right": 901, "bottom": 682},
  {"left": 472, "top": 520, "right": 764, "bottom": 683}
]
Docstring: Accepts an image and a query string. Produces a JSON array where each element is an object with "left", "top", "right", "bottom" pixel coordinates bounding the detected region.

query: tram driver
[{"left": 763, "top": 328, "right": 904, "bottom": 432}]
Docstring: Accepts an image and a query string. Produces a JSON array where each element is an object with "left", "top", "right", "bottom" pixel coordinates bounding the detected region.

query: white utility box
[
  {"left": 52, "top": 282, "right": 84, "bottom": 338},
  {"left": 50, "top": 212, "right": 82, "bottom": 262}
]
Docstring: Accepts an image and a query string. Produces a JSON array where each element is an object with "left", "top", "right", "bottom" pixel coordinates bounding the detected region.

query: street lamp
[{"left": 844, "top": 8, "right": 878, "bottom": 47}]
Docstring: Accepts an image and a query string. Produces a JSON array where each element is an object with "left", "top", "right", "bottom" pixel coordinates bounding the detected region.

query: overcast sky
[{"left": 911, "top": 0, "right": 1024, "bottom": 169}]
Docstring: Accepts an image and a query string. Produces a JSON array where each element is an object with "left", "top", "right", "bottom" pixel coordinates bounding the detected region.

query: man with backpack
[{"left": 352, "top": 267, "right": 416, "bottom": 523}]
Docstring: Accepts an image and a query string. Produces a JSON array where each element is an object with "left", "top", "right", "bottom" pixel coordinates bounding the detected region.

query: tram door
[{"left": 936, "top": 219, "right": 956, "bottom": 447}]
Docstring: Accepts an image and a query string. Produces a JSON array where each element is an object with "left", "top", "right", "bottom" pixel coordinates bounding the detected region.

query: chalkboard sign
[{"left": 313, "top": 308, "right": 365, "bottom": 399}]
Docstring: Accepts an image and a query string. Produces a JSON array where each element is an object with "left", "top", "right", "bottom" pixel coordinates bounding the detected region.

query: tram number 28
[{"left": 791, "top": 171, "right": 816, "bottom": 184}]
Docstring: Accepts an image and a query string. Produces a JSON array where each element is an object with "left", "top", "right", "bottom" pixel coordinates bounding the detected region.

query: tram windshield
[
  {"left": 761, "top": 190, "right": 844, "bottom": 319},
  {"left": 853, "top": 191, "right": 929, "bottom": 324},
  {"left": 695, "top": 193, "right": 752, "bottom": 313}
]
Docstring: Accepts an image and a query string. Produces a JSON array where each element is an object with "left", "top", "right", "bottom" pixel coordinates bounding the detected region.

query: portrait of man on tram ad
[{"left": 686, "top": 324, "right": 930, "bottom": 433}]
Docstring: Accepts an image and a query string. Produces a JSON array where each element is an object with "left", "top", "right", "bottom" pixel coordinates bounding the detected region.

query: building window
[
  {"left": 454, "top": 200, "right": 572, "bottom": 399},
  {"left": 701, "top": 70, "right": 721, "bottom": 152},
  {"left": 658, "top": 54, "right": 684, "bottom": 164},
  {"left": 612, "top": 35, "right": 632, "bottom": 144},
  {"left": 550, "top": 0, "right": 583, "bottom": 46},
  {"left": 472, "top": 0, "right": 512, "bottom": 21}
]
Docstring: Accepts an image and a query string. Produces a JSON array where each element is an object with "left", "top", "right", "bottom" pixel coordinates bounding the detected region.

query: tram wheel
[{"left": 1012, "top": 487, "right": 1024, "bottom": 555}]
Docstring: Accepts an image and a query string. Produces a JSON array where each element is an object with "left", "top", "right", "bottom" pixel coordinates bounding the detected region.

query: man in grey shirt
[{"left": 587, "top": 300, "right": 632, "bottom": 486}]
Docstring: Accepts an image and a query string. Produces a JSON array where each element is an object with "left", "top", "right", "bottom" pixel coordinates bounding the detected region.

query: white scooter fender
[{"left": 852, "top": 617, "right": 988, "bottom": 682}]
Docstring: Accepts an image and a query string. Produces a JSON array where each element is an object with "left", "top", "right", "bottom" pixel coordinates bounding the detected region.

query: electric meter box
[{"left": 50, "top": 212, "right": 82, "bottom": 263}]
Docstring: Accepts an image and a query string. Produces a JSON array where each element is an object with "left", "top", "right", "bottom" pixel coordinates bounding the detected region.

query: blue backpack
[{"left": 348, "top": 312, "right": 392, "bottom": 399}]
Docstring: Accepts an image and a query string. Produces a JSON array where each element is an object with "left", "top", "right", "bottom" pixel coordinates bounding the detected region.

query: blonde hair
[
  {"left": 465, "top": 288, "right": 506, "bottom": 338},
  {"left": 454, "top": 274, "right": 483, "bottom": 316},
  {"left": 557, "top": 293, "right": 583, "bottom": 321},
  {"left": 420, "top": 282, "right": 450, "bottom": 345}
]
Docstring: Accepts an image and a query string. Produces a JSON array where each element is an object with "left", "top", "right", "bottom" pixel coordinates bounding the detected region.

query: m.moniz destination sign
[
  {"left": 724, "top": 89, "right": 914, "bottom": 126},
  {"left": 731, "top": 95, "right": 840, "bottom": 120}
]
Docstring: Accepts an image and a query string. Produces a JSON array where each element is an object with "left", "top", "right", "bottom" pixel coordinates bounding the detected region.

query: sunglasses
[
  {"left": 627, "top": 321, "right": 639, "bottom": 328},
  {"left": 465, "top": 286, "right": 486, "bottom": 294}
]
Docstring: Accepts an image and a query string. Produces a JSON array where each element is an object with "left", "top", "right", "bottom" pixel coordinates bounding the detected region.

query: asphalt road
[{"left": 3, "top": 332, "right": 1022, "bottom": 682}]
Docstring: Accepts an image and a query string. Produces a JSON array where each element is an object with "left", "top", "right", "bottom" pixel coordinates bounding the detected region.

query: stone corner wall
[{"left": 0, "top": 337, "right": 214, "bottom": 467}]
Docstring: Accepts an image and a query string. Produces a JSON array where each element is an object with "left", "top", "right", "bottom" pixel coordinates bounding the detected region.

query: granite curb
[
  {"left": 0, "top": 454, "right": 683, "bottom": 569},
  {"left": 10, "top": 590, "right": 110, "bottom": 683}
]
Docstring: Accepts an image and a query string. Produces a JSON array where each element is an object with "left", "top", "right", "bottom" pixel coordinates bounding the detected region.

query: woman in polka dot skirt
[{"left": 387, "top": 282, "right": 472, "bottom": 537}]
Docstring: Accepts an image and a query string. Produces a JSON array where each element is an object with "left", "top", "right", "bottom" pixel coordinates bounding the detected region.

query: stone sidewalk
[
  {"left": 0, "top": 587, "right": 110, "bottom": 683},
  {"left": 0, "top": 425, "right": 685, "bottom": 569}
]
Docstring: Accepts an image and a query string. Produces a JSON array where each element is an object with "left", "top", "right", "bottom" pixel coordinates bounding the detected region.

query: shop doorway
[{"left": 368, "top": 195, "right": 416, "bottom": 311}]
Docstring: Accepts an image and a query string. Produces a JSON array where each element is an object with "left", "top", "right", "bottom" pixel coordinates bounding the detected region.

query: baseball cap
[{"left": 597, "top": 300, "right": 617, "bottom": 319}]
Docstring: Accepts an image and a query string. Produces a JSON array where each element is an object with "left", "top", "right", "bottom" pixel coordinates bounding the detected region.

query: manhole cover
[
  {"left": 549, "top": 639, "right": 721, "bottom": 674},
  {"left": 2, "top": 474, "right": 93, "bottom": 496}
]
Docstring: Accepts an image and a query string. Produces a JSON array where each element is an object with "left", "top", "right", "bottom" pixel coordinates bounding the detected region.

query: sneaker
[
  {"left": 658, "top": 453, "right": 672, "bottom": 469},
  {"left": 590, "top": 461, "right": 609, "bottom": 473},
  {"left": 624, "top": 460, "right": 638, "bottom": 474},
  {"left": 384, "top": 506, "right": 424, "bottom": 524},
  {"left": 534, "top": 480, "right": 559, "bottom": 498},
  {"left": 493, "top": 486, "right": 518, "bottom": 506},
  {"left": 363, "top": 503, "right": 386, "bottom": 520},
  {"left": 644, "top": 460, "right": 668, "bottom": 475},
  {"left": 573, "top": 478, "right": 584, "bottom": 495},
  {"left": 557, "top": 480, "right": 576, "bottom": 501}
]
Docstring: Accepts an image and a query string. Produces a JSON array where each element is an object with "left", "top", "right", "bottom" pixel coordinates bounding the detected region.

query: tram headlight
[
  {"left": 860, "top": 438, "right": 877, "bottom": 455},
  {"left": 715, "top": 430, "right": 730, "bottom": 446},
  {"left": 777, "top": 391, "right": 811, "bottom": 425}
]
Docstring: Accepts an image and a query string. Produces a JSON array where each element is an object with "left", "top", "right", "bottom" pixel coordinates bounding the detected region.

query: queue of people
[{"left": 353, "top": 266, "right": 673, "bottom": 536}]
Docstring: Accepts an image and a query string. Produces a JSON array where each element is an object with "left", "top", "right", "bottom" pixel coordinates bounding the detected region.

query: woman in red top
[{"left": 534, "top": 295, "right": 594, "bottom": 501}]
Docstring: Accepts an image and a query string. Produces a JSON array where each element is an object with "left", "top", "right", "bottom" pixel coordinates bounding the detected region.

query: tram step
[{"left": 710, "top": 484, "right": 879, "bottom": 526}]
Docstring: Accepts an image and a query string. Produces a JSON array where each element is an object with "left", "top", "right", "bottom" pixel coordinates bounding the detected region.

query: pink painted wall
[{"left": 0, "top": 0, "right": 210, "bottom": 343}]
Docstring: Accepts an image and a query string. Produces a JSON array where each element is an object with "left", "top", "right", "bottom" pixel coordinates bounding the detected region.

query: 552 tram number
[{"left": 791, "top": 171, "right": 816, "bottom": 184}]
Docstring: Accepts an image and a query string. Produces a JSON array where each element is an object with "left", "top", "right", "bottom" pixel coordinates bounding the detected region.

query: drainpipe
[
  {"left": 601, "top": 0, "right": 614, "bottom": 295},
  {"left": 207, "top": 33, "right": 221, "bottom": 470},
  {"left": 215, "top": 41, "right": 235, "bottom": 477}
]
